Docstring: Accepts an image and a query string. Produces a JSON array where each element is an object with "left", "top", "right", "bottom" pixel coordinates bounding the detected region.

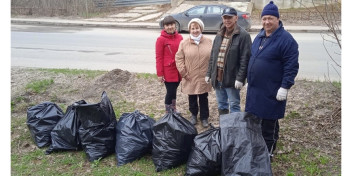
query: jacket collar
[
  {"left": 259, "top": 21, "right": 283, "bottom": 38},
  {"left": 254, "top": 21, "right": 284, "bottom": 57},
  {"left": 217, "top": 24, "right": 240, "bottom": 37},
  {"left": 161, "top": 29, "right": 179, "bottom": 38}
]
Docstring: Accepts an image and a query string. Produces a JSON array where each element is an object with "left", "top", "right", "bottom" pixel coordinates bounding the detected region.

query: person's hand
[
  {"left": 276, "top": 87, "right": 288, "bottom": 101},
  {"left": 158, "top": 76, "right": 165, "bottom": 83},
  {"left": 234, "top": 80, "right": 243, "bottom": 89},
  {"left": 205, "top": 76, "right": 210, "bottom": 84}
]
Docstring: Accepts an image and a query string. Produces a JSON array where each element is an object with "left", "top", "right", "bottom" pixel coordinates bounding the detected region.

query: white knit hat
[{"left": 188, "top": 18, "right": 204, "bottom": 32}]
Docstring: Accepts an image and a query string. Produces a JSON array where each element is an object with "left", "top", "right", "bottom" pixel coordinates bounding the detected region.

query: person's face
[
  {"left": 164, "top": 23, "right": 176, "bottom": 34},
  {"left": 261, "top": 15, "right": 279, "bottom": 35},
  {"left": 222, "top": 15, "right": 238, "bottom": 29},
  {"left": 189, "top": 23, "right": 202, "bottom": 37}
]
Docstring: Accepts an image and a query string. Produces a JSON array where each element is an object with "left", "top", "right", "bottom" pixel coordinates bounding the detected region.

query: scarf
[{"left": 190, "top": 34, "right": 202, "bottom": 45}]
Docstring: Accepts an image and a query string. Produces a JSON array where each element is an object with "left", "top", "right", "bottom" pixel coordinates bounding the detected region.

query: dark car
[{"left": 159, "top": 4, "right": 251, "bottom": 32}]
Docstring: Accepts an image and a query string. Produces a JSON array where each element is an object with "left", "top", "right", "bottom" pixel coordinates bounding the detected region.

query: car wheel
[{"left": 175, "top": 21, "right": 181, "bottom": 33}]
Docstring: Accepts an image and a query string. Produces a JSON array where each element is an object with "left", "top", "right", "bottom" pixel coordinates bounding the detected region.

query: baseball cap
[{"left": 222, "top": 7, "right": 237, "bottom": 17}]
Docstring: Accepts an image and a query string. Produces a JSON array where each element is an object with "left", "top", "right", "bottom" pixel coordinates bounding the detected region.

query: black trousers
[
  {"left": 188, "top": 92, "right": 209, "bottom": 120},
  {"left": 164, "top": 82, "right": 180, "bottom": 105},
  {"left": 261, "top": 119, "right": 280, "bottom": 155}
]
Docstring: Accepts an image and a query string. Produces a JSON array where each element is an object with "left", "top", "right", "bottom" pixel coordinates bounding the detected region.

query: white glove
[
  {"left": 234, "top": 80, "right": 243, "bottom": 89},
  {"left": 276, "top": 87, "right": 288, "bottom": 101},
  {"left": 205, "top": 76, "right": 210, "bottom": 84}
]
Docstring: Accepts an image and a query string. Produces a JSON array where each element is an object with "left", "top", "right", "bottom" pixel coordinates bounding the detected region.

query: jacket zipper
[
  {"left": 167, "top": 45, "right": 173, "bottom": 66},
  {"left": 167, "top": 45, "right": 173, "bottom": 55}
]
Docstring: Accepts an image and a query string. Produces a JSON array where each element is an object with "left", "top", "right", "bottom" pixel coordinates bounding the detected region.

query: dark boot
[
  {"left": 218, "top": 109, "right": 229, "bottom": 116},
  {"left": 201, "top": 119, "right": 209, "bottom": 128},
  {"left": 165, "top": 104, "right": 172, "bottom": 113},
  {"left": 190, "top": 114, "right": 197, "bottom": 125},
  {"left": 171, "top": 99, "right": 181, "bottom": 115}
]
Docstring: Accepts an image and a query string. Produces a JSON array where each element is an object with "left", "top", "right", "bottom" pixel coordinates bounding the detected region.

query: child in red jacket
[{"left": 155, "top": 16, "right": 183, "bottom": 113}]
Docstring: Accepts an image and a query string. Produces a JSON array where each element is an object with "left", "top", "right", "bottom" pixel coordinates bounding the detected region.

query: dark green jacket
[{"left": 206, "top": 24, "right": 252, "bottom": 88}]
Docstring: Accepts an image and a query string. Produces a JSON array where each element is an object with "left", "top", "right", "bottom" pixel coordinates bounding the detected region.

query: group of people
[{"left": 155, "top": 1, "right": 299, "bottom": 159}]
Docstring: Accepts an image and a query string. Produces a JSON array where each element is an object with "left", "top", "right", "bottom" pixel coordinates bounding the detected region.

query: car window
[
  {"left": 187, "top": 6, "right": 206, "bottom": 15},
  {"left": 206, "top": 6, "right": 222, "bottom": 15}
]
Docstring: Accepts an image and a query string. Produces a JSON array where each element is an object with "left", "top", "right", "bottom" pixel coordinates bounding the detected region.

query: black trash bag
[
  {"left": 45, "top": 100, "right": 87, "bottom": 154},
  {"left": 220, "top": 112, "right": 272, "bottom": 175},
  {"left": 185, "top": 124, "right": 221, "bottom": 176},
  {"left": 75, "top": 91, "right": 117, "bottom": 162},
  {"left": 152, "top": 112, "right": 198, "bottom": 172},
  {"left": 115, "top": 110, "right": 155, "bottom": 166},
  {"left": 27, "top": 102, "right": 64, "bottom": 148}
]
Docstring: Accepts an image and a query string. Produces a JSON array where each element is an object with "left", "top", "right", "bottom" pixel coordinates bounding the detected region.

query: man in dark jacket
[
  {"left": 245, "top": 1, "right": 299, "bottom": 159},
  {"left": 205, "top": 7, "right": 252, "bottom": 116}
]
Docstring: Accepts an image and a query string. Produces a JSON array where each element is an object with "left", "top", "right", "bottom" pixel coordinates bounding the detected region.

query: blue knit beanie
[{"left": 261, "top": 1, "right": 279, "bottom": 18}]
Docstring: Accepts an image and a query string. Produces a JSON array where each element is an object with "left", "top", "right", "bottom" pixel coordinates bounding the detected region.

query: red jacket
[{"left": 155, "top": 30, "right": 183, "bottom": 82}]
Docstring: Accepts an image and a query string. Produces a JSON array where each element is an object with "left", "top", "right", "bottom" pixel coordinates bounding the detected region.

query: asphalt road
[{"left": 11, "top": 24, "right": 341, "bottom": 81}]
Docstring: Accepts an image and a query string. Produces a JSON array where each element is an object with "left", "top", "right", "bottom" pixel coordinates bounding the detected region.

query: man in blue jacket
[{"left": 245, "top": 1, "right": 299, "bottom": 160}]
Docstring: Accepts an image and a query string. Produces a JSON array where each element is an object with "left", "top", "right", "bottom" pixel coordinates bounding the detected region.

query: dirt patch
[
  {"left": 95, "top": 68, "right": 131, "bottom": 86},
  {"left": 11, "top": 67, "right": 341, "bottom": 175}
]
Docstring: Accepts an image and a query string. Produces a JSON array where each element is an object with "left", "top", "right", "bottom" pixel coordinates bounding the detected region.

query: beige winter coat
[{"left": 175, "top": 36, "right": 213, "bottom": 95}]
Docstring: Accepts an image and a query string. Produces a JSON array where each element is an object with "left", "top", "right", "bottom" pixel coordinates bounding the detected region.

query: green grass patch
[
  {"left": 15, "top": 96, "right": 26, "bottom": 102},
  {"left": 332, "top": 81, "right": 341, "bottom": 89},
  {"left": 25, "top": 79, "right": 54, "bottom": 94},
  {"left": 136, "top": 73, "right": 157, "bottom": 80},
  {"left": 285, "top": 110, "right": 301, "bottom": 119},
  {"left": 11, "top": 101, "right": 15, "bottom": 112},
  {"left": 11, "top": 96, "right": 31, "bottom": 113},
  {"left": 37, "top": 68, "right": 107, "bottom": 78},
  {"left": 270, "top": 145, "right": 339, "bottom": 176},
  {"left": 286, "top": 171, "right": 295, "bottom": 176},
  {"left": 298, "top": 149, "right": 332, "bottom": 175},
  {"left": 58, "top": 103, "right": 67, "bottom": 112},
  {"left": 114, "top": 100, "right": 137, "bottom": 118}
]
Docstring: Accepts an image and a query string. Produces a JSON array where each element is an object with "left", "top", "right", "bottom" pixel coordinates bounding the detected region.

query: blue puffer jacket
[{"left": 245, "top": 21, "right": 299, "bottom": 119}]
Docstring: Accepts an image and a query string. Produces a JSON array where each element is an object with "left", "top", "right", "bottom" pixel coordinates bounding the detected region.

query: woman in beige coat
[{"left": 175, "top": 18, "right": 213, "bottom": 128}]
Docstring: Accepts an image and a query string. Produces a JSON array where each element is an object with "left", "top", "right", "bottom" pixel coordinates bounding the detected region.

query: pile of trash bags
[
  {"left": 27, "top": 92, "right": 158, "bottom": 165},
  {"left": 27, "top": 92, "right": 272, "bottom": 174},
  {"left": 28, "top": 92, "right": 117, "bottom": 161}
]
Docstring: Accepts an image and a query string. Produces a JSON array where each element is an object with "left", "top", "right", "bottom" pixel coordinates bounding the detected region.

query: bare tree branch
[
  {"left": 294, "top": 0, "right": 341, "bottom": 85},
  {"left": 321, "top": 33, "right": 341, "bottom": 67}
]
